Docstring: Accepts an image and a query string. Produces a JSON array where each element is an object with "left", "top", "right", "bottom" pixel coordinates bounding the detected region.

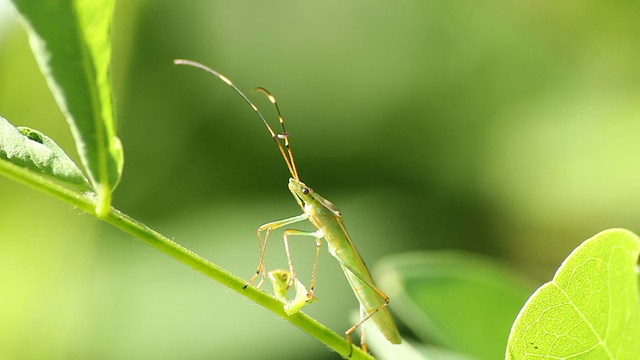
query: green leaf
[
  {"left": 267, "top": 269, "right": 318, "bottom": 316},
  {"left": 268, "top": 269, "right": 293, "bottom": 304},
  {"left": 0, "top": 115, "right": 90, "bottom": 190},
  {"left": 10, "top": 0, "right": 123, "bottom": 216},
  {"left": 506, "top": 229, "right": 640, "bottom": 359},
  {"left": 376, "top": 251, "right": 534, "bottom": 360}
]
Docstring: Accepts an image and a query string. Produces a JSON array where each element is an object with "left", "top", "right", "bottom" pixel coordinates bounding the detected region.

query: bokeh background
[{"left": 1, "top": 1, "right": 639, "bottom": 359}]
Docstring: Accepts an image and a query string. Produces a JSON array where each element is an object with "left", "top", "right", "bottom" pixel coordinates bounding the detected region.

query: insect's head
[
  {"left": 173, "top": 59, "right": 300, "bottom": 181},
  {"left": 288, "top": 178, "right": 312, "bottom": 202},
  {"left": 288, "top": 178, "right": 341, "bottom": 216}
]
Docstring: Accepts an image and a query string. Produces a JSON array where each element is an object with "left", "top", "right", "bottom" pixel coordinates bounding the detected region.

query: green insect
[{"left": 174, "top": 59, "right": 401, "bottom": 354}]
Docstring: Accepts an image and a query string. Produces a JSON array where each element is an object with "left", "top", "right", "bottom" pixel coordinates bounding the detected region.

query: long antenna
[
  {"left": 254, "top": 87, "right": 299, "bottom": 181},
  {"left": 174, "top": 59, "right": 299, "bottom": 180}
]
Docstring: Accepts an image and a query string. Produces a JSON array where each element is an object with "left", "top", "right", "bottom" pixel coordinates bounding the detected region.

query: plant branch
[{"left": 0, "top": 159, "right": 374, "bottom": 359}]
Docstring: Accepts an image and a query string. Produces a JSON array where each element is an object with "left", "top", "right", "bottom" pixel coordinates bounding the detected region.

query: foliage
[
  {"left": 507, "top": 229, "right": 640, "bottom": 359},
  {"left": 1, "top": 1, "right": 370, "bottom": 359},
  {"left": 11, "top": 0, "right": 122, "bottom": 216},
  {"left": 1, "top": 2, "right": 638, "bottom": 360}
]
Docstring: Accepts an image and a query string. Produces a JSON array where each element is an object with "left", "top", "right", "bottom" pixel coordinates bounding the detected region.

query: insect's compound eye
[{"left": 302, "top": 187, "right": 310, "bottom": 195}]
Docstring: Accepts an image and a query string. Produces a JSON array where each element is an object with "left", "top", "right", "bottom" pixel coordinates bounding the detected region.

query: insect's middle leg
[
  {"left": 282, "top": 229, "right": 324, "bottom": 300},
  {"left": 244, "top": 213, "right": 308, "bottom": 289}
]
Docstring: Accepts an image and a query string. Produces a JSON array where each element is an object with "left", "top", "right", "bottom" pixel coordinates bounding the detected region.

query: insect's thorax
[
  {"left": 303, "top": 195, "right": 339, "bottom": 229},
  {"left": 288, "top": 177, "right": 344, "bottom": 239}
]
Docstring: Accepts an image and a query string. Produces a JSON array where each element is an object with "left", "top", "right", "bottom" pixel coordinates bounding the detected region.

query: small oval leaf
[
  {"left": 506, "top": 229, "right": 640, "bottom": 359},
  {"left": 0, "top": 115, "right": 90, "bottom": 190}
]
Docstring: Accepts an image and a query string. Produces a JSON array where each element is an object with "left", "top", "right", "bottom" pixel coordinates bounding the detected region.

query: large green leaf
[
  {"left": 10, "top": 0, "right": 123, "bottom": 216},
  {"left": 0, "top": 115, "right": 90, "bottom": 190},
  {"left": 376, "top": 251, "right": 533, "bottom": 360},
  {"left": 506, "top": 229, "right": 640, "bottom": 359}
]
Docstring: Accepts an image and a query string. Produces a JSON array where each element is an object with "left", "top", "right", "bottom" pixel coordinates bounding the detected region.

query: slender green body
[{"left": 289, "top": 178, "right": 401, "bottom": 344}]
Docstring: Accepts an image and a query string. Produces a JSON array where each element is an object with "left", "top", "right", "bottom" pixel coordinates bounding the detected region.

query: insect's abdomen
[
  {"left": 322, "top": 218, "right": 402, "bottom": 344},
  {"left": 341, "top": 261, "right": 402, "bottom": 344}
]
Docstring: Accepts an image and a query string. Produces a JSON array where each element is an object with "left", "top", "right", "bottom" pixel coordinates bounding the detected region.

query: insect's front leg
[{"left": 244, "top": 213, "right": 308, "bottom": 289}]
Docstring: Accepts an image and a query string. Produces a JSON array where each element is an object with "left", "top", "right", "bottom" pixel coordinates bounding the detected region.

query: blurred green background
[{"left": 1, "top": 1, "right": 639, "bottom": 359}]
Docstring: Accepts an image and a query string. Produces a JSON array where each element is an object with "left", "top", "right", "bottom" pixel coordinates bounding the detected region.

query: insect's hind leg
[
  {"left": 282, "top": 228, "right": 323, "bottom": 301},
  {"left": 344, "top": 300, "right": 389, "bottom": 356},
  {"left": 344, "top": 305, "right": 370, "bottom": 357},
  {"left": 359, "top": 305, "right": 368, "bottom": 353},
  {"left": 244, "top": 213, "right": 308, "bottom": 289}
]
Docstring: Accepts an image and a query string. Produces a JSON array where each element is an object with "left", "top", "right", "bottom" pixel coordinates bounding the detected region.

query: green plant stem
[{"left": 0, "top": 159, "right": 374, "bottom": 360}]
